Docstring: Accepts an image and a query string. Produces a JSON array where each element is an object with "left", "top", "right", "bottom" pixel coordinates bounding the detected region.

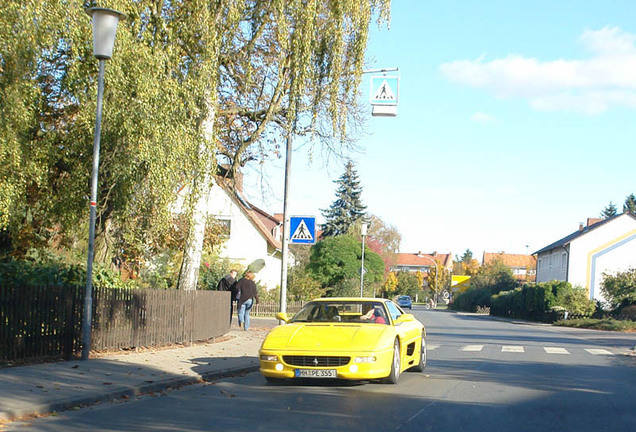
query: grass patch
[{"left": 554, "top": 318, "right": 636, "bottom": 332}]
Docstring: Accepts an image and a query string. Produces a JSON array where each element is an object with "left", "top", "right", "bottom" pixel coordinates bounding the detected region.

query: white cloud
[
  {"left": 440, "top": 27, "right": 636, "bottom": 114},
  {"left": 470, "top": 111, "right": 498, "bottom": 124}
]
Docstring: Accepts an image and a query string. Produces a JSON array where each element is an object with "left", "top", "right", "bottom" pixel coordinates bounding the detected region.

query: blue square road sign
[{"left": 289, "top": 216, "right": 316, "bottom": 244}]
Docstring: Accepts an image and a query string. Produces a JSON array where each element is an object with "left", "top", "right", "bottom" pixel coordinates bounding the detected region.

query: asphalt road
[{"left": 7, "top": 308, "right": 636, "bottom": 432}]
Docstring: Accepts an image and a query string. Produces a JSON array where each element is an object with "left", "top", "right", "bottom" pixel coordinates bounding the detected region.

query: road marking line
[
  {"left": 427, "top": 344, "right": 440, "bottom": 350},
  {"left": 585, "top": 348, "right": 613, "bottom": 355},
  {"left": 461, "top": 345, "right": 484, "bottom": 352},
  {"left": 544, "top": 347, "right": 569, "bottom": 354},
  {"left": 502, "top": 346, "right": 525, "bottom": 353}
]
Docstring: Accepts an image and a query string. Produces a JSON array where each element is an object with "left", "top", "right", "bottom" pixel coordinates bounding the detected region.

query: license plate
[{"left": 294, "top": 369, "right": 337, "bottom": 378}]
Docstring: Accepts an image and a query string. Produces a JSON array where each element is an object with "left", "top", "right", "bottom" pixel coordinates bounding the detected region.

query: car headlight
[
  {"left": 260, "top": 354, "right": 278, "bottom": 361},
  {"left": 354, "top": 356, "right": 377, "bottom": 363}
]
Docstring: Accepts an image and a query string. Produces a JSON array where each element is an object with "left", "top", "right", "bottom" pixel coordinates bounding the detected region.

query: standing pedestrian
[
  {"left": 217, "top": 269, "right": 238, "bottom": 325},
  {"left": 236, "top": 271, "right": 259, "bottom": 330}
]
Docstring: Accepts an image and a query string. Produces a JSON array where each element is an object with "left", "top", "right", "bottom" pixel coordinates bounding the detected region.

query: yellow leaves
[{"left": 383, "top": 271, "right": 398, "bottom": 293}]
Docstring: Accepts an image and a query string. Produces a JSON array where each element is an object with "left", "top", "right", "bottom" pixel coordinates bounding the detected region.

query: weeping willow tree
[
  {"left": 178, "top": 0, "right": 391, "bottom": 290},
  {"left": 0, "top": 0, "right": 239, "bottom": 271},
  {"left": 0, "top": 0, "right": 390, "bottom": 290}
]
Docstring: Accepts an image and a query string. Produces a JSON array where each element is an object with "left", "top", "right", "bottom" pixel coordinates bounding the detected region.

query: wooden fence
[
  {"left": 0, "top": 285, "right": 83, "bottom": 363},
  {"left": 248, "top": 300, "right": 306, "bottom": 316},
  {"left": 91, "top": 288, "right": 230, "bottom": 350},
  {"left": 1, "top": 285, "right": 230, "bottom": 363}
]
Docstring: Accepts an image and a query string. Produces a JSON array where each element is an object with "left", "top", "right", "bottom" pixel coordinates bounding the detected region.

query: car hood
[{"left": 261, "top": 323, "right": 391, "bottom": 352}]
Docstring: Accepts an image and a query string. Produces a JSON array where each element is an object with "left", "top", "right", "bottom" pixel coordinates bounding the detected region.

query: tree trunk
[{"left": 177, "top": 105, "right": 216, "bottom": 291}]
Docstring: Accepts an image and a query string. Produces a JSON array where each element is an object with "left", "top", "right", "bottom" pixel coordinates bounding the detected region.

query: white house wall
[
  {"left": 206, "top": 185, "right": 281, "bottom": 290},
  {"left": 536, "top": 249, "right": 568, "bottom": 283},
  {"left": 567, "top": 215, "right": 636, "bottom": 302}
]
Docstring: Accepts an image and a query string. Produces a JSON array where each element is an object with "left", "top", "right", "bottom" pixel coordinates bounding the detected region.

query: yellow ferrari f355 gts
[{"left": 259, "top": 297, "right": 426, "bottom": 384}]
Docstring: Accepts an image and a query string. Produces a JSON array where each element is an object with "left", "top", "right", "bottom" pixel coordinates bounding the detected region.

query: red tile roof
[
  {"left": 394, "top": 252, "right": 452, "bottom": 269},
  {"left": 482, "top": 252, "right": 536, "bottom": 268}
]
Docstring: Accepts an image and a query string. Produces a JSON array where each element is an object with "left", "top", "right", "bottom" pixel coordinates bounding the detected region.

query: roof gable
[
  {"left": 534, "top": 212, "right": 636, "bottom": 255},
  {"left": 215, "top": 178, "right": 282, "bottom": 251}
]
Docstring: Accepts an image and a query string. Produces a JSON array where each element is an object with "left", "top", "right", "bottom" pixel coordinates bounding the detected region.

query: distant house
[
  {"left": 482, "top": 252, "right": 536, "bottom": 282},
  {"left": 391, "top": 251, "right": 453, "bottom": 278},
  {"left": 534, "top": 213, "right": 636, "bottom": 303},
  {"left": 176, "top": 171, "right": 283, "bottom": 291}
]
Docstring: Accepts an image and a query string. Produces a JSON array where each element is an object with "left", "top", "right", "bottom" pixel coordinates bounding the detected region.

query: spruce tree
[
  {"left": 320, "top": 161, "right": 367, "bottom": 237},
  {"left": 624, "top": 194, "right": 636, "bottom": 213},
  {"left": 600, "top": 201, "right": 618, "bottom": 219}
]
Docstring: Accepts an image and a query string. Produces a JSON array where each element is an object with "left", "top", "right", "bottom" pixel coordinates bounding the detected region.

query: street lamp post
[
  {"left": 359, "top": 222, "right": 368, "bottom": 297},
  {"left": 82, "top": 7, "right": 125, "bottom": 361}
]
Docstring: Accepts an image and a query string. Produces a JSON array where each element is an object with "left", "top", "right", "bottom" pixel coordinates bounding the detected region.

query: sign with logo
[
  {"left": 289, "top": 216, "right": 316, "bottom": 244},
  {"left": 370, "top": 76, "right": 399, "bottom": 106}
]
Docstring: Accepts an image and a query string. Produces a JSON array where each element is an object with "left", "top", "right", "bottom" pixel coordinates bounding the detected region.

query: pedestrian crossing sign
[
  {"left": 289, "top": 216, "right": 316, "bottom": 244},
  {"left": 370, "top": 76, "right": 399, "bottom": 106}
]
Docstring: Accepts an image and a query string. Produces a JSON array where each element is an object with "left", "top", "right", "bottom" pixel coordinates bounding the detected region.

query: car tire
[
  {"left": 382, "top": 340, "right": 401, "bottom": 384},
  {"left": 411, "top": 335, "right": 426, "bottom": 372}
]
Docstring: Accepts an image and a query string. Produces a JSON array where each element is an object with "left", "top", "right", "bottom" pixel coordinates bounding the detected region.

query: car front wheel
[
  {"left": 411, "top": 335, "right": 426, "bottom": 372},
  {"left": 383, "top": 340, "right": 401, "bottom": 384}
]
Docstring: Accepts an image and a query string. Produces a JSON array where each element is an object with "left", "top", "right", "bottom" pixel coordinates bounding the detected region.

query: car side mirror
[
  {"left": 276, "top": 312, "right": 291, "bottom": 323},
  {"left": 395, "top": 314, "right": 414, "bottom": 324}
]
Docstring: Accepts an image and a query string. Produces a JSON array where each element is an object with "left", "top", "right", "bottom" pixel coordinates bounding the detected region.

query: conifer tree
[
  {"left": 624, "top": 194, "right": 636, "bottom": 213},
  {"left": 600, "top": 201, "right": 618, "bottom": 219},
  {"left": 320, "top": 161, "right": 367, "bottom": 237}
]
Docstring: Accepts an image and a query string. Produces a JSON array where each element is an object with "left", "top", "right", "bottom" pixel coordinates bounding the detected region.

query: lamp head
[{"left": 86, "top": 7, "right": 126, "bottom": 60}]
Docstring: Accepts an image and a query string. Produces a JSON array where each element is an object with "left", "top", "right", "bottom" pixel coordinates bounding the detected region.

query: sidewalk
[{"left": 0, "top": 319, "right": 276, "bottom": 423}]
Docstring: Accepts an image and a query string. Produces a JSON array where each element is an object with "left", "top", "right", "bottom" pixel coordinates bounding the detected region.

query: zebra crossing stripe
[
  {"left": 502, "top": 346, "right": 525, "bottom": 353},
  {"left": 461, "top": 345, "right": 484, "bottom": 352},
  {"left": 585, "top": 348, "right": 614, "bottom": 355},
  {"left": 544, "top": 347, "right": 569, "bottom": 354},
  {"left": 442, "top": 345, "right": 614, "bottom": 355}
]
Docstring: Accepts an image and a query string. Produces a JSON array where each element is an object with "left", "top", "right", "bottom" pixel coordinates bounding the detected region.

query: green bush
[
  {"left": 555, "top": 317, "right": 636, "bottom": 332},
  {"left": 0, "top": 258, "right": 124, "bottom": 289},
  {"left": 450, "top": 287, "right": 494, "bottom": 312},
  {"left": 600, "top": 268, "right": 636, "bottom": 310},
  {"left": 450, "top": 258, "right": 521, "bottom": 313},
  {"left": 490, "top": 281, "right": 595, "bottom": 322}
]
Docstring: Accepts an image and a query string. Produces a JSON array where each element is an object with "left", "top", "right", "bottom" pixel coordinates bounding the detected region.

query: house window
[
  {"left": 210, "top": 217, "right": 231, "bottom": 237},
  {"left": 561, "top": 252, "right": 566, "bottom": 271}
]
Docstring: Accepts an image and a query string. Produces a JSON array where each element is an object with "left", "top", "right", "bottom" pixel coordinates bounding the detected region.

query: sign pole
[{"left": 279, "top": 126, "right": 293, "bottom": 315}]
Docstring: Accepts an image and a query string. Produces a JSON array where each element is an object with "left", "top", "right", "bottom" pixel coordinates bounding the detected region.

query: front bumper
[{"left": 259, "top": 347, "right": 393, "bottom": 380}]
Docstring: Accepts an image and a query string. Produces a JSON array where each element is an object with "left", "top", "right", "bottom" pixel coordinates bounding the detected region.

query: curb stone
[{"left": 0, "top": 363, "right": 260, "bottom": 423}]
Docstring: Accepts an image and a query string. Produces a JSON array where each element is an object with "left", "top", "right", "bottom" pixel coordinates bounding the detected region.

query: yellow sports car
[{"left": 259, "top": 297, "right": 426, "bottom": 384}]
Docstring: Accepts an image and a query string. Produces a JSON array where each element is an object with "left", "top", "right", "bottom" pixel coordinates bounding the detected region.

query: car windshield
[
  {"left": 290, "top": 301, "right": 389, "bottom": 325},
  {"left": 399, "top": 296, "right": 410, "bottom": 301}
]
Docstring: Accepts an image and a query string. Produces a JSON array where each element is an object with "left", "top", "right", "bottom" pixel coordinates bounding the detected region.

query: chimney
[
  {"left": 579, "top": 222, "right": 584, "bottom": 231},
  {"left": 587, "top": 217, "right": 603, "bottom": 227}
]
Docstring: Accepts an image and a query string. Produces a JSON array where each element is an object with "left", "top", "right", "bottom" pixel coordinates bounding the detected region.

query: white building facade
[
  {"left": 535, "top": 213, "right": 636, "bottom": 303},
  {"left": 174, "top": 173, "right": 284, "bottom": 291}
]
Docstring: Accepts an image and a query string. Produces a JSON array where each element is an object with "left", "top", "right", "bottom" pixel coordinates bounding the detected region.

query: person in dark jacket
[
  {"left": 217, "top": 269, "right": 238, "bottom": 324},
  {"left": 236, "top": 271, "right": 259, "bottom": 330}
]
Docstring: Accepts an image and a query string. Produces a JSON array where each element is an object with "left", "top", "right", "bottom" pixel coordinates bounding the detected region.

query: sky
[{"left": 242, "top": 0, "right": 636, "bottom": 261}]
